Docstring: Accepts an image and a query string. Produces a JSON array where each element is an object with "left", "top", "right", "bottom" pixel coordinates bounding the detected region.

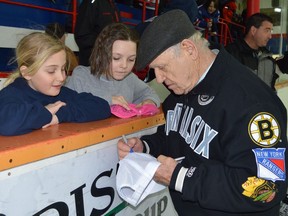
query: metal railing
[
  {"left": 204, "top": 18, "right": 245, "bottom": 46},
  {"left": 0, "top": 0, "right": 78, "bottom": 32},
  {"left": 0, "top": 0, "right": 160, "bottom": 30},
  {"left": 137, "top": 0, "right": 159, "bottom": 21}
]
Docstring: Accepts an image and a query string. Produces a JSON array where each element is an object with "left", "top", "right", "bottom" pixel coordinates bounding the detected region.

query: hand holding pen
[
  {"left": 117, "top": 136, "right": 145, "bottom": 160},
  {"left": 122, "top": 135, "right": 134, "bottom": 153}
]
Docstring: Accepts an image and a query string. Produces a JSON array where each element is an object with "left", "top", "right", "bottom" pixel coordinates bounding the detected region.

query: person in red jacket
[{"left": 221, "top": 0, "right": 237, "bottom": 22}]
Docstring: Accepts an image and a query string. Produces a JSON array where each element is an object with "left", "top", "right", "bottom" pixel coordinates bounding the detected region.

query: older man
[{"left": 117, "top": 10, "right": 287, "bottom": 216}]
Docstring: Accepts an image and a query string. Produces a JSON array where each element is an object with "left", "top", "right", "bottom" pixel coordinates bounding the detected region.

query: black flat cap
[{"left": 135, "top": 9, "right": 196, "bottom": 70}]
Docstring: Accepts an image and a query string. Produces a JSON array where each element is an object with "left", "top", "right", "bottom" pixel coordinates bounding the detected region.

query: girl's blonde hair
[{"left": 4, "top": 32, "right": 68, "bottom": 87}]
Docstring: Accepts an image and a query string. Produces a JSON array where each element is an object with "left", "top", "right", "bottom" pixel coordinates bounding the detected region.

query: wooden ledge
[{"left": 0, "top": 111, "right": 165, "bottom": 171}]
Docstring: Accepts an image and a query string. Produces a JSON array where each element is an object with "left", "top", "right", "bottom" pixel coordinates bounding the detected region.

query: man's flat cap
[{"left": 135, "top": 9, "right": 196, "bottom": 70}]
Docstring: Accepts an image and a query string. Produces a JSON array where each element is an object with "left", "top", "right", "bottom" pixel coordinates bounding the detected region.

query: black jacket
[
  {"left": 74, "top": 0, "right": 120, "bottom": 66},
  {"left": 225, "top": 39, "right": 277, "bottom": 91},
  {"left": 142, "top": 49, "right": 287, "bottom": 215}
]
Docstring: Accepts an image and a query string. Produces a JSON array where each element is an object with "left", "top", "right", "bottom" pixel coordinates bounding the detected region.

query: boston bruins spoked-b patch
[{"left": 248, "top": 112, "right": 280, "bottom": 147}]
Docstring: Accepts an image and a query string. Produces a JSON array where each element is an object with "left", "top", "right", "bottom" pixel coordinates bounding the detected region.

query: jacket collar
[{"left": 188, "top": 48, "right": 230, "bottom": 97}]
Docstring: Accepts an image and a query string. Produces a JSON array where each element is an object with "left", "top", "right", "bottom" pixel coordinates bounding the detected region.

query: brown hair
[
  {"left": 245, "top": 13, "right": 273, "bottom": 36},
  {"left": 204, "top": 0, "right": 219, "bottom": 10},
  {"left": 90, "top": 23, "right": 139, "bottom": 78}
]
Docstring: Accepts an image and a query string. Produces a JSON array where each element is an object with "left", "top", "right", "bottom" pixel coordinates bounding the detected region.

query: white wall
[
  {"left": 0, "top": 26, "right": 79, "bottom": 51},
  {"left": 0, "top": 78, "right": 6, "bottom": 90},
  {"left": 260, "top": 0, "right": 287, "bottom": 35},
  {"left": 277, "top": 85, "right": 288, "bottom": 135}
]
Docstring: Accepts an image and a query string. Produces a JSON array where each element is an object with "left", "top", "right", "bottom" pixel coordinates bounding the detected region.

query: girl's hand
[
  {"left": 43, "top": 101, "right": 65, "bottom": 129},
  {"left": 136, "top": 99, "right": 156, "bottom": 108},
  {"left": 42, "top": 114, "right": 59, "bottom": 128},
  {"left": 112, "top": 95, "right": 130, "bottom": 110},
  {"left": 45, "top": 101, "right": 66, "bottom": 115}
]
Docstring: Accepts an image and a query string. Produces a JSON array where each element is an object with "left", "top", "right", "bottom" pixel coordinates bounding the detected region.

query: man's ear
[
  {"left": 180, "top": 39, "right": 198, "bottom": 60},
  {"left": 20, "top": 65, "right": 31, "bottom": 80},
  {"left": 250, "top": 26, "right": 257, "bottom": 36}
]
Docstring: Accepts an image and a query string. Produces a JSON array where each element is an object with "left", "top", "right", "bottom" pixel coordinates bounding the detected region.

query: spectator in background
[
  {"left": 0, "top": 32, "right": 110, "bottom": 136},
  {"left": 45, "top": 22, "right": 78, "bottom": 74},
  {"left": 225, "top": 13, "right": 277, "bottom": 91},
  {"left": 194, "top": 0, "right": 220, "bottom": 43},
  {"left": 220, "top": 0, "right": 245, "bottom": 39},
  {"left": 221, "top": 0, "right": 237, "bottom": 22},
  {"left": 66, "top": 23, "right": 160, "bottom": 110},
  {"left": 74, "top": 0, "right": 120, "bottom": 66}
]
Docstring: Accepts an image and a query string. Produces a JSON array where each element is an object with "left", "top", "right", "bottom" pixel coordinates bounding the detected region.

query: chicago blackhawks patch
[
  {"left": 248, "top": 112, "right": 280, "bottom": 147},
  {"left": 242, "top": 176, "right": 277, "bottom": 203}
]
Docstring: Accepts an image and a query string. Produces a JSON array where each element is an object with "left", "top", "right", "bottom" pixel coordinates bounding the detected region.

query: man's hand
[
  {"left": 154, "top": 155, "right": 178, "bottom": 186},
  {"left": 117, "top": 137, "right": 144, "bottom": 160}
]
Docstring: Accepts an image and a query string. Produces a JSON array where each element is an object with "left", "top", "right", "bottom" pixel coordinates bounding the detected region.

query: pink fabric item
[{"left": 110, "top": 104, "right": 159, "bottom": 119}]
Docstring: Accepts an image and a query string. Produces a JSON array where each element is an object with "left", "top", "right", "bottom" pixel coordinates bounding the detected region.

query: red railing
[
  {"left": 0, "top": 0, "right": 78, "bottom": 32},
  {"left": 204, "top": 18, "right": 245, "bottom": 46},
  {"left": 137, "top": 0, "right": 159, "bottom": 22},
  {"left": 0, "top": 0, "right": 160, "bottom": 31},
  {"left": 219, "top": 18, "right": 245, "bottom": 44}
]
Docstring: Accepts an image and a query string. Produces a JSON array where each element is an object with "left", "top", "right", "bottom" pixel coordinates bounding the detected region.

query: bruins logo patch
[{"left": 248, "top": 112, "right": 280, "bottom": 147}]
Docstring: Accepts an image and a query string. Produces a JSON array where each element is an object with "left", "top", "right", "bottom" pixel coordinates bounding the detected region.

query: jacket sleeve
[
  {"left": 130, "top": 73, "right": 161, "bottom": 107},
  {"left": 56, "top": 87, "right": 111, "bottom": 123},
  {"left": 141, "top": 124, "right": 172, "bottom": 159},
  {"left": 169, "top": 101, "right": 288, "bottom": 213},
  {"left": 194, "top": 7, "right": 208, "bottom": 29},
  {"left": 212, "top": 10, "right": 220, "bottom": 23},
  {"left": 0, "top": 89, "right": 51, "bottom": 136}
]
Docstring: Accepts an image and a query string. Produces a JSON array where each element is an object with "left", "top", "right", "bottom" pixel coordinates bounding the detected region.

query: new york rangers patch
[{"left": 253, "top": 148, "right": 286, "bottom": 181}]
